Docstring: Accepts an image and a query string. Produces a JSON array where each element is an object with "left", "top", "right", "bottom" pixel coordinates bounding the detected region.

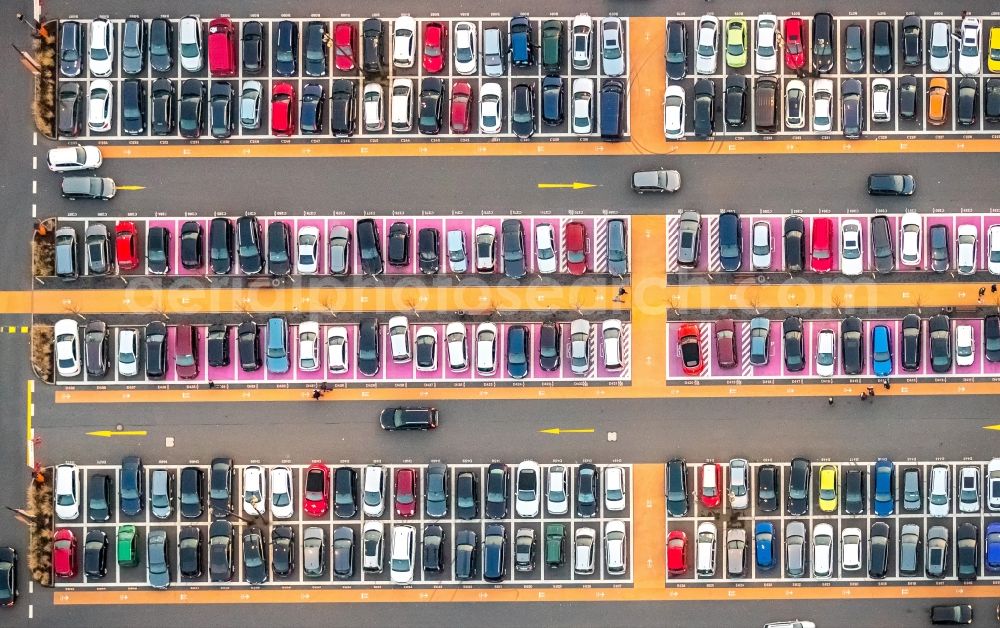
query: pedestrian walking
[
  {"left": 208, "top": 380, "right": 215, "bottom": 389},
  {"left": 867, "top": 386, "right": 875, "bottom": 396},
  {"left": 311, "top": 389, "right": 322, "bottom": 400},
  {"left": 992, "top": 284, "right": 997, "bottom": 293},
  {"left": 860, "top": 392, "right": 868, "bottom": 401},
  {"left": 980, "top": 287, "right": 987, "bottom": 297},
  {"left": 319, "top": 381, "right": 330, "bottom": 392},
  {"left": 827, "top": 397, "right": 835, "bottom": 406},
  {"left": 883, "top": 381, "right": 891, "bottom": 390}
]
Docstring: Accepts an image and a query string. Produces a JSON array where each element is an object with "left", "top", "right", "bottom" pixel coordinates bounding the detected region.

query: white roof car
[
  {"left": 574, "top": 527, "right": 596, "bottom": 574},
  {"left": 388, "top": 316, "right": 411, "bottom": 362},
  {"left": 727, "top": 458, "right": 749, "bottom": 510},
  {"left": 297, "top": 226, "right": 320, "bottom": 274},
  {"left": 326, "top": 326, "right": 349, "bottom": 373},
  {"left": 764, "top": 623, "right": 816, "bottom": 628},
  {"left": 928, "top": 464, "right": 950, "bottom": 516},
  {"left": 117, "top": 328, "right": 139, "bottom": 377},
  {"left": 602, "top": 319, "right": 623, "bottom": 370},
  {"left": 547, "top": 465, "right": 569, "bottom": 515},
  {"left": 604, "top": 520, "right": 627, "bottom": 576},
  {"left": 899, "top": 213, "right": 921, "bottom": 267},
  {"left": 240, "top": 81, "right": 263, "bottom": 129},
  {"left": 958, "top": 465, "right": 980, "bottom": 512},
  {"left": 535, "top": 223, "right": 557, "bottom": 274},
  {"left": 751, "top": 221, "right": 772, "bottom": 270},
  {"left": 785, "top": 79, "right": 806, "bottom": 130},
  {"left": 87, "top": 79, "right": 114, "bottom": 132},
  {"left": 570, "top": 319, "right": 591, "bottom": 375},
  {"left": 414, "top": 326, "right": 438, "bottom": 372},
  {"left": 812, "top": 523, "right": 834, "bottom": 578},
  {"left": 515, "top": 460, "right": 541, "bottom": 517},
  {"left": 446, "top": 229, "right": 467, "bottom": 273},
  {"left": 754, "top": 14, "right": 778, "bottom": 74},
  {"left": 955, "top": 324, "right": 975, "bottom": 367},
  {"left": 604, "top": 466, "right": 627, "bottom": 511},
  {"left": 475, "top": 225, "right": 496, "bottom": 273},
  {"left": 958, "top": 17, "right": 982, "bottom": 76},
  {"left": 270, "top": 466, "right": 294, "bottom": 519},
  {"left": 840, "top": 527, "right": 863, "bottom": 571},
  {"left": 362, "top": 521, "right": 385, "bottom": 572},
  {"left": 363, "top": 82, "right": 385, "bottom": 132},
  {"left": 695, "top": 15, "right": 719, "bottom": 74},
  {"left": 600, "top": 17, "right": 625, "bottom": 77},
  {"left": 957, "top": 224, "right": 978, "bottom": 275},
  {"left": 696, "top": 521, "right": 717, "bottom": 576},
  {"left": 987, "top": 458, "right": 1000, "bottom": 511},
  {"left": 475, "top": 322, "right": 498, "bottom": 375},
  {"left": 390, "top": 525, "right": 416, "bottom": 583},
  {"left": 55, "top": 318, "right": 81, "bottom": 377},
  {"left": 871, "top": 78, "right": 892, "bottom": 123},
  {"left": 663, "top": 85, "right": 686, "bottom": 140},
  {"left": 815, "top": 329, "right": 836, "bottom": 377},
  {"left": 390, "top": 78, "right": 413, "bottom": 131},
  {"left": 453, "top": 21, "right": 478, "bottom": 75},
  {"left": 362, "top": 465, "right": 386, "bottom": 517},
  {"left": 812, "top": 79, "right": 834, "bottom": 132},
  {"left": 55, "top": 463, "right": 80, "bottom": 520},
  {"left": 178, "top": 15, "right": 203, "bottom": 72},
  {"left": 242, "top": 465, "right": 267, "bottom": 516},
  {"left": 298, "top": 321, "right": 320, "bottom": 371},
  {"left": 989, "top": 225, "right": 1000, "bottom": 275},
  {"left": 88, "top": 18, "right": 115, "bottom": 77},
  {"left": 392, "top": 15, "right": 417, "bottom": 67},
  {"left": 841, "top": 219, "right": 864, "bottom": 276},
  {"left": 571, "top": 77, "right": 595, "bottom": 134},
  {"left": 572, "top": 14, "right": 593, "bottom": 71},
  {"left": 479, "top": 82, "right": 504, "bottom": 134},
  {"left": 445, "top": 322, "right": 468, "bottom": 372},
  {"left": 47, "top": 146, "right": 103, "bottom": 172},
  {"left": 929, "top": 21, "right": 952, "bottom": 73}
]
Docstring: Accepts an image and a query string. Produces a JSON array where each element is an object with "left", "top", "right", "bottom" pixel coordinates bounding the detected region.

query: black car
[
  {"left": 485, "top": 463, "right": 509, "bottom": 519},
  {"left": 83, "top": 530, "right": 108, "bottom": 578},
  {"left": 871, "top": 215, "right": 894, "bottom": 273},
  {"left": 333, "top": 467, "right": 357, "bottom": 518},
  {"left": 272, "top": 526, "right": 295, "bottom": 577},
  {"left": 456, "top": 471, "right": 478, "bottom": 520},
  {"left": 120, "top": 455, "right": 144, "bottom": 516},
  {"left": 812, "top": 12, "right": 835, "bottom": 73},
  {"left": 901, "top": 15, "right": 921, "bottom": 67},
  {"left": 757, "top": 464, "right": 779, "bottom": 512},
  {"left": 576, "top": 463, "right": 599, "bottom": 518},
  {"left": 332, "top": 527, "right": 354, "bottom": 579},
  {"left": 843, "top": 468, "right": 865, "bottom": 515},
  {"left": 929, "top": 224, "right": 949, "bottom": 272},
  {"left": 901, "top": 313, "right": 922, "bottom": 371},
  {"left": 58, "top": 82, "right": 82, "bottom": 137},
  {"left": 331, "top": 79, "right": 356, "bottom": 137},
  {"left": 511, "top": 83, "right": 536, "bottom": 139},
  {"left": 144, "top": 321, "right": 167, "bottom": 378},
  {"left": 718, "top": 211, "right": 741, "bottom": 271},
  {"left": 929, "top": 605, "right": 973, "bottom": 625},
  {"left": 868, "top": 521, "right": 890, "bottom": 579},
  {"left": 418, "top": 227, "right": 440, "bottom": 274},
  {"left": 842, "top": 78, "right": 863, "bottom": 139},
  {"left": 871, "top": 20, "right": 893, "bottom": 73},
  {"left": 88, "top": 473, "right": 113, "bottom": 522},
  {"left": 236, "top": 216, "right": 263, "bottom": 274},
  {"left": 209, "top": 520, "right": 235, "bottom": 581},
  {"left": 844, "top": 24, "right": 865, "bottom": 73},
  {"left": 0, "top": 546, "right": 17, "bottom": 607},
  {"left": 304, "top": 21, "right": 328, "bottom": 76},
  {"left": 782, "top": 316, "right": 804, "bottom": 372},
  {"left": 665, "top": 21, "right": 687, "bottom": 80},
  {"left": 987, "top": 78, "right": 1000, "bottom": 123},
  {"left": 274, "top": 20, "right": 298, "bottom": 76},
  {"left": 266, "top": 221, "right": 291, "bottom": 276},
  {"left": 418, "top": 77, "right": 445, "bottom": 135},
  {"left": 151, "top": 78, "right": 176, "bottom": 135},
  {"left": 899, "top": 75, "right": 918, "bottom": 120},
  {"left": 693, "top": 79, "right": 716, "bottom": 138},
  {"left": 209, "top": 457, "right": 234, "bottom": 515},
  {"left": 787, "top": 457, "right": 810, "bottom": 516},
  {"left": 121, "top": 18, "right": 146, "bottom": 75},
  {"left": 841, "top": 315, "right": 864, "bottom": 375},
  {"left": 243, "top": 528, "right": 268, "bottom": 584},
  {"left": 783, "top": 216, "right": 805, "bottom": 272},
  {"left": 237, "top": 321, "right": 261, "bottom": 371},
  {"left": 358, "top": 317, "right": 380, "bottom": 376},
  {"left": 666, "top": 458, "right": 689, "bottom": 517},
  {"left": 300, "top": 82, "right": 325, "bottom": 134},
  {"left": 209, "top": 81, "right": 235, "bottom": 139},
  {"left": 986, "top": 315, "right": 1000, "bottom": 362},
  {"left": 957, "top": 77, "right": 978, "bottom": 126},
  {"left": 84, "top": 320, "right": 109, "bottom": 378},
  {"left": 929, "top": 314, "right": 952, "bottom": 373},
  {"left": 362, "top": 18, "right": 386, "bottom": 77},
  {"left": 147, "top": 226, "right": 170, "bottom": 275},
  {"left": 209, "top": 217, "right": 233, "bottom": 274},
  {"left": 455, "top": 530, "right": 478, "bottom": 580},
  {"left": 357, "top": 219, "right": 383, "bottom": 276},
  {"left": 483, "top": 523, "right": 507, "bottom": 582},
  {"left": 179, "top": 466, "right": 204, "bottom": 519},
  {"left": 179, "top": 78, "right": 206, "bottom": 138},
  {"left": 180, "top": 221, "right": 203, "bottom": 269},
  {"left": 538, "top": 321, "right": 561, "bottom": 371},
  {"left": 724, "top": 75, "right": 747, "bottom": 128},
  {"left": 956, "top": 522, "right": 978, "bottom": 582},
  {"left": 149, "top": 18, "right": 174, "bottom": 73},
  {"left": 379, "top": 406, "right": 438, "bottom": 430},
  {"left": 59, "top": 21, "right": 84, "bottom": 77},
  {"left": 207, "top": 323, "right": 230, "bottom": 367},
  {"left": 423, "top": 524, "right": 445, "bottom": 573},
  {"left": 242, "top": 20, "right": 265, "bottom": 74},
  {"left": 179, "top": 526, "right": 203, "bottom": 578},
  {"left": 387, "top": 221, "right": 410, "bottom": 266},
  {"left": 425, "top": 464, "right": 448, "bottom": 518},
  {"left": 502, "top": 219, "right": 526, "bottom": 279},
  {"left": 506, "top": 324, "right": 529, "bottom": 379},
  {"left": 121, "top": 79, "right": 146, "bottom": 135},
  {"left": 541, "top": 75, "right": 565, "bottom": 126}
]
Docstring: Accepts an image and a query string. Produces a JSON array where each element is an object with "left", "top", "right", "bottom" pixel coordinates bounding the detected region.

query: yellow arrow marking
[
  {"left": 115, "top": 185, "right": 146, "bottom": 191},
  {"left": 984, "top": 425, "right": 1000, "bottom": 431},
  {"left": 536, "top": 182, "right": 597, "bottom": 190},
  {"left": 86, "top": 430, "right": 148, "bottom": 437},
  {"left": 539, "top": 427, "right": 596, "bottom": 435}
]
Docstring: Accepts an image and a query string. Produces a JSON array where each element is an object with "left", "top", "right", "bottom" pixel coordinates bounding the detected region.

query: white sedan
[
  {"left": 604, "top": 466, "right": 627, "bottom": 511},
  {"left": 840, "top": 219, "right": 864, "bottom": 276},
  {"left": 957, "top": 224, "right": 978, "bottom": 275},
  {"left": 297, "top": 226, "right": 320, "bottom": 274},
  {"left": 989, "top": 225, "right": 1000, "bottom": 275},
  {"left": 515, "top": 460, "right": 541, "bottom": 517},
  {"left": 815, "top": 329, "right": 836, "bottom": 377},
  {"left": 327, "top": 326, "right": 349, "bottom": 373},
  {"left": 445, "top": 322, "right": 468, "bottom": 371},
  {"left": 55, "top": 318, "right": 81, "bottom": 377},
  {"left": 958, "top": 17, "right": 982, "bottom": 76},
  {"left": 899, "top": 213, "right": 921, "bottom": 267},
  {"left": 363, "top": 82, "right": 384, "bottom": 132},
  {"left": 392, "top": 16, "right": 417, "bottom": 67},
  {"left": 87, "top": 79, "right": 114, "bottom": 132},
  {"left": 475, "top": 322, "right": 498, "bottom": 375},
  {"left": 812, "top": 79, "right": 833, "bottom": 132},
  {"left": 602, "top": 319, "right": 623, "bottom": 370},
  {"left": 695, "top": 15, "right": 719, "bottom": 74},
  {"left": 754, "top": 14, "right": 778, "bottom": 74},
  {"left": 270, "top": 466, "right": 294, "bottom": 519},
  {"left": 453, "top": 21, "right": 478, "bottom": 75},
  {"left": 535, "top": 223, "right": 557, "bottom": 274},
  {"left": 571, "top": 78, "right": 594, "bottom": 134},
  {"left": 841, "top": 527, "right": 863, "bottom": 571},
  {"left": 242, "top": 465, "right": 267, "bottom": 515},
  {"left": 751, "top": 221, "right": 772, "bottom": 270},
  {"left": 298, "top": 321, "right": 320, "bottom": 371},
  {"left": 570, "top": 319, "right": 591, "bottom": 374},
  {"left": 956, "top": 324, "right": 975, "bottom": 367},
  {"left": 479, "top": 82, "right": 504, "bottom": 134},
  {"left": 663, "top": 85, "right": 686, "bottom": 140},
  {"left": 88, "top": 18, "right": 114, "bottom": 77}
]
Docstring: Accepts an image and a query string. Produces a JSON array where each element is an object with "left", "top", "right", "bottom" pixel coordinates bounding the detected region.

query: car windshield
[
  {"left": 273, "top": 489, "right": 291, "bottom": 507},
  {"left": 512, "top": 106, "right": 532, "bottom": 124},
  {"left": 487, "top": 471, "right": 505, "bottom": 501},
  {"left": 604, "top": 36, "right": 621, "bottom": 59}
]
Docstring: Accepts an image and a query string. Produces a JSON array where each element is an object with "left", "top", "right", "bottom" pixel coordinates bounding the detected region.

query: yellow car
[
  {"left": 989, "top": 26, "right": 1000, "bottom": 73},
  {"left": 726, "top": 19, "right": 748, "bottom": 68},
  {"left": 818, "top": 464, "right": 838, "bottom": 512}
]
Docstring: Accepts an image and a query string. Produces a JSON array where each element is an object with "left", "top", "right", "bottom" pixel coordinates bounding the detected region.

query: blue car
[
  {"left": 754, "top": 521, "right": 776, "bottom": 570},
  {"left": 872, "top": 457, "right": 894, "bottom": 517},
  {"left": 986, "top": 522, "right": 1000, "bottom": 572},
  {"left": 265, "top": 316, "right": 290, "bottom": 374},
  {"left": 871, "top": 324, "right": 892, "bottom": 377}
]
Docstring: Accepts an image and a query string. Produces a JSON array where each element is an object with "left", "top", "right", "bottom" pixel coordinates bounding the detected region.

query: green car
[
  {"left": 544, "top": 523, "right": 566, "bottom": 567},
  {"left": 725, "top": 19, "right": 748, "bottom": 68},
  {"left": 117, "top": 525, "right": 138, "bottom": 567}
]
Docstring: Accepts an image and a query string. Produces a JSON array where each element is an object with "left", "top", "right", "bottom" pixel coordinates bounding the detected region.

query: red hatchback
[
  {"left": 208, "top": 17, "right": 237, "bottom": 77},
  {"left": 565, "top": 221, "right": 588, "bottom": 275},
  {"left": 666, "top": 530, "right": 688, "bottom": 575},
  {"left": 271, "top": 82, "right": 296, "bottom": 136},
  {"left": 677, "top": 323, "right": 704, "bottom": 376},
  {"left": 53, "top": 528, "right": 76, "bottom": 578},
  {"left": 334, "top": 22, "right": 356, "bottom": 72},
  {"left": 810, "top": 217, "right": 834, "bottom": 273},
  {"left": 450, "top": 81, "right": 472, "bottom": 133},
  {"left": 783, "top": 18, "right": 806, "bottom": 70},
  {"left": 115, "top": 221, "right": 139, "bottom": 270},
  {"left": 303, "top": 463, "right": 330, "bottom": 517},
  {"left": 700, "top": 463, "right": 723, "bottom": 508},
  {"left": 714, "top": 317, "right": 737, "bottom": 368},
  {"left": 394, "top": 468, "right": 417, "bottom": 518},
  {"left": 422, "top": 22, "right": 447, "bottom": 73}
]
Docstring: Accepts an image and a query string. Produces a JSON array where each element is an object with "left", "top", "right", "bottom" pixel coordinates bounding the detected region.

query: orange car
[
  {"left": 677, "top": 323, "right": 705, "bottom": 376},
  {"left": 928, "top": 77, "right": 949, "bottom": 126}
]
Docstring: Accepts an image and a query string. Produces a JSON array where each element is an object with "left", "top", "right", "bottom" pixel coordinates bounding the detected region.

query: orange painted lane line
[
  {"left": 628, "top": 216, "right": 666, "bottom": 389},
  {"left": 631, "top": 464, "right": 665, "bottom": 589}
]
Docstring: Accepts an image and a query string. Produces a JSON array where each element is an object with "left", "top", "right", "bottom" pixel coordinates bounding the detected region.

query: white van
[
  {"left": 389, "top": 525, "right": 415, "bottom": 583},
  {"left": 47, "top": 146, "right": 102, "bottom": 172},
  {"left": 696, "top": 521, "right": 717, "bottom": 575},
  {"left": 390, "top": 78, "right": 414, "bottom": 131}
]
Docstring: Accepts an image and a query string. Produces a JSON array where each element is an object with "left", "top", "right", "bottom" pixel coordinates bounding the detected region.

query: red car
[
  {"left": 394, "top": 468, "right": 417, "bottom": 517},
  {"left": 334, "top": 22, "right": 356, "bottom": 72},
  {"left": 115, "top": 221, "right": 139, "bottom": 270},
  {"left": 271, "top": 82, "right": 296, "bottom": 136},
  {"left": 700, "top": 463, "right": 723, "bottom": 508},
  {"left": 303, "top": 463, "right": 330, "bottom": 516},
  {"left": 422, "top": 22, "right": 447, "bottom": 74},
  {"left": 809, "top": 217, "right": 834, "bottom": 273},
  {"left": 53, "top": 528, "right": 76, "bottom": 578},
  {"left": 450, "top": 81, "right": 472, "bottom": 133},
  {"left": 174, "top": 324, "right": 199, "bottom": 379},
  {"left": 208, "top": 17, "right": 237, "bottom": 77},
  {"left": 783, "top": 17, "right": 806, "bottom": 70},
  {"left": 714, "top": 317, "right": 737, "bottom": 368},
  {"left": 666, "top": 530, "right": 688, "bottom": 575},
  {"left": 565, "top": 221, "right": 588, "bottom": 275},
  {"left": 677, "top": 323, "right": 704, "bottom": 376}
]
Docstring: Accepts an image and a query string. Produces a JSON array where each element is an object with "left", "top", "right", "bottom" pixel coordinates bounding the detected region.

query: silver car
[
  {"left": 928, "top": 464, "right": 950, "bottom": 516},
  {"left": 240, "top": 81, "right": 263, "bottom": 129},
  {"left": 925, "top": 525, "right": 949, "bottom": 578},
  {"left": 749, "top": 317, "right": 771, "bottom": 365},
  {"left": 751, "top": 221, "right": 772, "bottom": 270},
  {"left": 446, "top": 229, "right": 467, "bottom": 273},
  {"left": 483, "top": 27, "right": 505, "bottom": 77},
  {"left": 785, "top": 520, "right": 807, "bottom": 578},
  {"left": 899, "top": 523, "right": 921, "bottom": 576},
  {"left": 728, "top": 458, "right": 749, "bottom": 510},
  {"left": 329, "top": 226, "right": 351, "bottom": 275},
  {"left": 600, "top": 17, "right": 625, "bottom": 76},
  {"left": 570, "top": 319, "right": 591, "bottom": 374},
  {"left": 677, "top": 211, "right": 702, "bottom": 267},
  {"left": 725, "top": 527, "right": 747, "bottom": 577},
  {"left": 303, "top": 526, "right": 326, "bottom": 577}
]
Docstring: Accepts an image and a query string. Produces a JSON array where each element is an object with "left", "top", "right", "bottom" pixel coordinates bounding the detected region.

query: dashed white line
[
  {"left": 32, "top": 132, "right": 37, "bottom": 146},
  {"left": 31, "top": 181, "right": 36, "bottom": 194},
  {"left": 28, "top": 603, "right": 33, "bottom": 619},
  {"left": 32, "top": 156, "right": 37, "bottom": 170},
  {"left": 32, "top": 204, "right": 37, "bottom": 218}
]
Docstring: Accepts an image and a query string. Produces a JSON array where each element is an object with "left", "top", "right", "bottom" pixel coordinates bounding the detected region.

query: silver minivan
[{"left": 483, "top": 27, "right": 505, "bottom": 77}]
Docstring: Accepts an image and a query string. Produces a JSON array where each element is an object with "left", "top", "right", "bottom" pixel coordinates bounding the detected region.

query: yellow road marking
[
  {"left": 536, "top": 182, "right": 597, "bottom": 190},
  {"left": 538, "top": 427, "right": 595, "bottom": 435},
  {"left": 114, "top": 185, "right": 146, "bottom": 191},
  {"left": 85, "top": 430, "right": 148, "bottom": 437},
  {"left": 26, "top": 380, "right": 33, "bottom": 468}
]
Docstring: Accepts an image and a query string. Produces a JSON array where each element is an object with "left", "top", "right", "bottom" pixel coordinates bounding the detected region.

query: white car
[
  {"left": 547, "top": 466, "right": 569, "bottom": 515},
  {"left": 87, "top": 79, "right": 114, "bottom": 132},
  {"left": 445, "top": 322, "right": 468, "bottom": 372},
  {"left": 604, "top": 466, "right": 627, "bottom": 511},
  {"left": 574, "top": 527, "right": 597, "bottom": 574},
  {"left": 841, "top": 527, "right": 863, "bottom": 571},
  {"left": 392, "top": 16, "right": 417, "bottom": 67},
  {"left": 957, "top": 224, "right": 978, "bottom": 275},
  {"left": 871, "top": 78, "right": 892, "bottom": 122},
  {"left": 535, "top": 223, "right": 557, "bottom": 274},
  {"left": 362, "top": 465, "right": 386, "bottom": 517},
  {"left": 754, "top": 14, "right": 778, "bottom": 74},
  {"left": 178, "top": 15, "right": 203, "bottom": 72},
  {"left": 55, "top": 318, "right": 81, "bottom": 377},
  {"left": 812, "top": 79, "right": 834, "bottom": 132},
  {"left": 812, "top": 523, "right": 834, "bottom": 579},
  {"left": 604, "top": 520, "right": 627, "bottom": 576},
  {"left": 242, "top": 465, "right": 267, "bottom": 516},
  {"left": 958, "top": 17, "right": 982, "bottom": 76},
  {"left": 695, "top": 15, "right": 719, "bottom": 74},
  {"left": 88, "top": 18, "right": 115, "bottom": 77},
  {"left": 327, "top": 326, "right": 349, "bottom": 373},
  {"left": 987, "top": 458, "right": 1000, "bottom": 511},
  {"left": 388, "top": 316, "right": 411, "bottom": 362},
  {"left": 929, "top": 21, "right": 952, "bottom": 73},
  {"left": 956, "top": 324, "right": 975, "bottom": 367},
  {"left": 389, "top": 525, "right": 416, "bottom": 583},
  {"left": 928, "top": 464, "right": 950, "bottom": 516},
  {"left": 47, "top": 146, "right": 103, "bottom": 172},
  {"left": 414, "top": 326, "right": 438, "bottom": 371},
  {"left": 785, "top": 79, "right": 806, "bottom": 129},
  {"left": 515, "top": 460, "right": 541, "bottom": 517},
  {"left": 298, "top": 321, "right": 321, "bottom": 371},
  {"left": 751, "top": 221, "right": 772, "bottom": 270},
  {"left": 390, "top": 78, "right": 413, "bottom": 131},
  {"left": 727, "top": 458, "right": 749, "bottom": 510},
  {"left": 55, "top": 463, "right": 80, "bottom": 520},
  {"left": 899, "top": 214, "right": 921, "bottom": 267},
  {"left": 446, "top": 229, "right": 467, "bottom": 273},
  {"left": 362, "top": 521, "right": 385, "bottom": 572},
  {"left": 297, "top": 226, "right": 320, "bottom": 274},
  {"left": 270, "top": 466, "right": 294, "bottom": 519},
  {"left": 475, "top": 322, "right": 498, "bottom": 375},
  {"left": 600, "top": 17, "right": 625, "bottom": 77},
  {"left": 570, "top": 319, "right": 591, "bottom": 375},
  {"left": 572, "top": 14, "right": 593, "bottom": 70},
  {"left": 663, "top": 85, "right": 686, "bottom": 139},
  {"left": 479, "top": 82, "right": 504, "bottom": 134},
  {"left": 958, "top": 466, "right": 980, "bottom": 512},
  {"left": 453, "top": 21, "right": 478, "bottom": 75},
  {"left": 602, "top": 319, "right": 623, "bottom": 370},
  {"left": 363, "top": 82, "right": 385, "bottom": 132},
  {"left": 989, "top": 225, "right": 1000, "bottom": 275},
  {"left": 695, "top": 521, "right": 717, "bottom": 576},
  {"left": 815, "top": 329, "right": 836, "bottom": 377},
  {"left": 840, "top": 219, "right": 864, "bottom": 276},
  {"left": 117, "top": 328, "right": 139, "bottom": 377},
  {"left": 475, "top": 226, "right": 496, "bottom": 272},
  {"left": 571, "top": 78, "right": 595, "bottom": 134}
]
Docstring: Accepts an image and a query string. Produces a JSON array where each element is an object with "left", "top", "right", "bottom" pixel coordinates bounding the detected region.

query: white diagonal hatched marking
[
  {"left": 666, "top": 216, "right": 680, "bottom": 273},
  {"left": 559, "top": 217, "right": 569, "bottom": 274},
  {"left": 594, "top": 218, "right": 609, "bottom": 272},
  {"left": 708, "top": 216, "right": 721, "bottom": 273},
  {"left": 740, "top": 320, "right": 753, "bottom": 377},
  {"left": 698, "top": 321, "right": 712, "bottom": 376},
  {"left": 587, "top": 322, "right": 597, "bottom": 378},
  {"left": 621, "top": 322, "right": 631, "bottom": 379}
]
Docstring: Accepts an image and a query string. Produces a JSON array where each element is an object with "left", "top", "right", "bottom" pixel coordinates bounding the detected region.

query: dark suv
[
  {"left": 665, "top": 458, "right": 688, "bottom": 517},
  {"left": 84, "top": 320, "right": 110, "bottom": 377},
  {"left": 787, "top": 457, "right": 811, "bottom": 516},
  {"left": 362, "top": 18, "right": 386, "bottom": 76},
  {"left": 379, "top": 407, "right": 439, "bottom": 430},
  {"left": 209, "top": 217, "right": 234, "bottom": 274},
  {"left": 236, "top": 216, "right": 263, "bottom": 274}
]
